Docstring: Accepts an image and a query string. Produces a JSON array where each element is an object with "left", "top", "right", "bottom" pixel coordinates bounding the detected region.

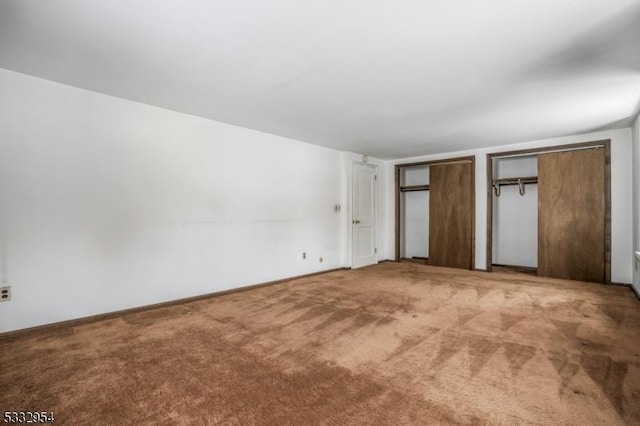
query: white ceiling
[{"left": 1, "top": 1, "right": 639, "bottom": 159}]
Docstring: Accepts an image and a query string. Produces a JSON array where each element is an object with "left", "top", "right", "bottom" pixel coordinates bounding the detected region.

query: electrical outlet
[
  {"left": 319, "top": 257, "right": 324, "bottom": 263},
  {"left": 302, "top": 252, "right": 306, "bottom": 260},
  {"left": 0, "top": 286, "right": 11, "bottom": 302}
]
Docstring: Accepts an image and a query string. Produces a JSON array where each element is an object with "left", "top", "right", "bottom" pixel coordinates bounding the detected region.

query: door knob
[{"left": 354, "top": 219, "right": 361, "bottom": 224}]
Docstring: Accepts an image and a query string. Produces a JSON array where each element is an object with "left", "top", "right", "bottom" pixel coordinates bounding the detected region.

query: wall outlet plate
[{"left": 0, "top": 286, "right": 11, "bottom": 302}]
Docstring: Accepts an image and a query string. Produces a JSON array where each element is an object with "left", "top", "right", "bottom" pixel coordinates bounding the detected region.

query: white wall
[
  {"left": 633, "top": 113, "right": 640, "bottom": 294},
  {"left": 0, "top": 69, "right": 351, "bottom": 332},
  {"left": 388, "top": 127, "right": 634, "bottom": 284},
  {"left": 492, "top": 156, "right": 538, "bottom": 267},
  {"left": 402, "top": 191, "right": 429, "bottom": 258}
]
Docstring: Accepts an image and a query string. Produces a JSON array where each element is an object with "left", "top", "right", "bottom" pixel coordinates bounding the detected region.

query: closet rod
[
  {"left": 492, "top": 176, "right": 537, "bottom": 196},
  {"left": 400, "top": 184, "right": 430, "bottom": 192},
  {"left": 492, "top": 176, "right": 537, "bottom": 186}
]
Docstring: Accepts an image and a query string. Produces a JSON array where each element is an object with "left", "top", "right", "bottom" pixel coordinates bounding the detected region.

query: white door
[{"left": 352, "top": 163, "right": 377, "bottom": 268}]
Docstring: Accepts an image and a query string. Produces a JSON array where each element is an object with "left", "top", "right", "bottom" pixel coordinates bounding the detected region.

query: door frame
[
  {"left": 394, "top": 155, "right": 475, "bottom": 268},
  {"left": 351, "top": 161, "right": 378, "bottom": 268},
  {"left": 486, "top": 139, "right": 611, "bottom": 283}
]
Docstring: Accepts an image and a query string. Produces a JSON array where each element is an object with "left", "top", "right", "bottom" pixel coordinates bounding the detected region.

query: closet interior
[
  {"left": 491, "top": 155, "right": 539, "bottom": 274},
  {"left": 399, "top": 165, "right": 430, "bottom": 261}
]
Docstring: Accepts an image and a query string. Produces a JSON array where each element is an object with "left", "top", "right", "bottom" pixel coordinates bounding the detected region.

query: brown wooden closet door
[
  {"left": 538, "top": 148, "right": 605, "bottom": 283},
  {"left": 429, "top": 162, "right": 473, "bottom": 269}
]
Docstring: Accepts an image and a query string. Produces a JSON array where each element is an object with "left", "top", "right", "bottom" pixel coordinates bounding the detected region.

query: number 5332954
[{"left": 3, "top": 411, "right": 54, "bottom": 423}]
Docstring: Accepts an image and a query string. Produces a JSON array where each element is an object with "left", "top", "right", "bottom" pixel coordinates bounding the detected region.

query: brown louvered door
[
  {"left": 429, "top": 162, "right": 473, "bottom": 269},
  {"left": 538, "top": 148, "right": 605, "bottom": 283}
]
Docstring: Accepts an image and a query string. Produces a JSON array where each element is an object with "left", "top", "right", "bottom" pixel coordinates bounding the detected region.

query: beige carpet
[{"left": 2, "top": 262, "right": 639, "bottom": 425}]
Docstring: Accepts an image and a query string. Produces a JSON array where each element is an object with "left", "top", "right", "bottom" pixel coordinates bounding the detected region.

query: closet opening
[
  {"left": 491, "top": 155, "right": 539, "bottom": 275},
  {"left": 395, "top": 156, "right": 475, "bottom": 270},
  {"left": 486, "top": 140, "right": 611, "bottom": 284},
  {"left": 398, "top": 164, "right": 430, "bottom": 262}
]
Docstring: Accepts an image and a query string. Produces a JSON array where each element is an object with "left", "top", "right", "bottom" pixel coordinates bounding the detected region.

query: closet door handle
[{"left": 353, "top": 219, "right": 361, "bottom": 224}]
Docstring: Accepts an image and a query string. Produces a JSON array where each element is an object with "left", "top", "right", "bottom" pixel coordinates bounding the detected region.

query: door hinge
[
  {"left": 374, "top": 175, "right": 377, "bottom": 181},
  {"left": 375, "top": 248, "right": 377, "bottom": 253}
]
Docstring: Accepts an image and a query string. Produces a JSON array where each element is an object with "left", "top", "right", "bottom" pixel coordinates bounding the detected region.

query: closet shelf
[{"left": 400, "top": 184, "right": 430, "bottom": 192}]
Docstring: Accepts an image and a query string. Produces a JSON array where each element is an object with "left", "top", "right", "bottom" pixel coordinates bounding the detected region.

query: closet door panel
[
  {"left": 429, "top": 163, "right": 473, "bottom": 269},
  {"left": 538, "top": 148, "right": 605, "bottom": 283}
]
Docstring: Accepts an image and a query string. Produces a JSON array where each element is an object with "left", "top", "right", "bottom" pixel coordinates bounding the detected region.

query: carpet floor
[{"left": 1, "top": 262, "right": 639, "bottom": 425}]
